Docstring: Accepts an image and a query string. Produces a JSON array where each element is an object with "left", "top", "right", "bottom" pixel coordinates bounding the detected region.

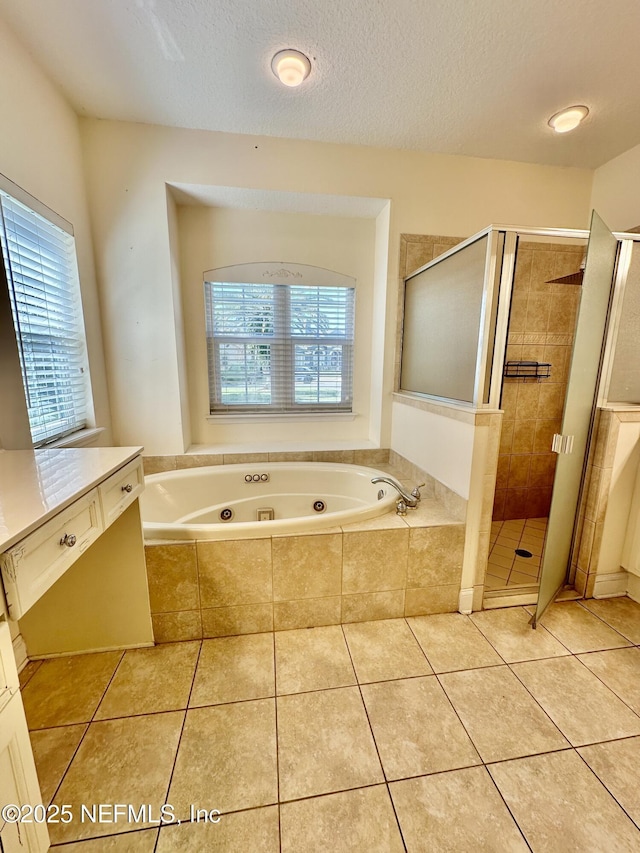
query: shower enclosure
[{"left": 400, "top": 215, "right": 640, "bottom": 620}]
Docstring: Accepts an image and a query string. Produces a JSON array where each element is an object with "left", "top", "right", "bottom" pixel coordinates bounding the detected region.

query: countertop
[{"left": 0, "top": 447, "right": 143, "bottom": 552}]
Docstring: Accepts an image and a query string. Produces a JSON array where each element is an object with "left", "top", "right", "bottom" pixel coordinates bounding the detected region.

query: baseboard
[
  {"left": 483, "top": 588, "right": 539, "bottom": 608},
  {"left": 12, "top": 633, "right": 28, "bottom": 672},
  {"left": 593, "top": 571, "right": 628, "bottom": 599},
  {"left": 29, "top": 641, "right": 155, "bottom": 660},
  {"left": 458, "top": 587, "right": 474, "bottom": 615},
  {"left": 627, "top": 573, "right": 640, "bottom": 604}
]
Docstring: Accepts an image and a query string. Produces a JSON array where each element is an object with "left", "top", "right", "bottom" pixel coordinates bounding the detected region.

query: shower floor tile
[
  {"left": 487, "top": 516, "right": 548, "bottom": 589},
  {"left": 28, "top": 599, "right": 640, "bottom": 850}
]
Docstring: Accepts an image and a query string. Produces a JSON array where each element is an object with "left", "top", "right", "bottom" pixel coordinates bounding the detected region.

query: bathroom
[{"left": 2, "top": 3, "right": 640, "bottom": 851}]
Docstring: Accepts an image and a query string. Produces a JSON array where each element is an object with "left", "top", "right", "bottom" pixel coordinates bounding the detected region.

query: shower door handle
[{"left": 552, "top": 434, "right": 574, "bottom": 454}]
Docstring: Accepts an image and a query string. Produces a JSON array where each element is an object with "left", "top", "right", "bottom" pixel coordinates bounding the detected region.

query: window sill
[
  {"left": 207, "top": 412, "right": 356, "bottom": 424},
  {"left": 44, "top": 427, "right": 106, "bottom": 448}
]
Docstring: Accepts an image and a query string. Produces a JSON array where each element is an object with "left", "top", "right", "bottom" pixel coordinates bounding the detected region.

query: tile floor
[
  {"left": 486, "top": 517, "right": 548, "bottom": 590},
  {"left": 18, "top": 597, "right": 640, "bottom": 851}
]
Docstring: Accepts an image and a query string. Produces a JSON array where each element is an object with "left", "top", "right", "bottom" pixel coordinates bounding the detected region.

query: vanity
[{"left": 0, "top": 447, "right": 153, "bottom": 853}]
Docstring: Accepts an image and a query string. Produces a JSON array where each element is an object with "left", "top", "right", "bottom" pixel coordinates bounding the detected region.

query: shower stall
[{"left": 399, "top": 214, "right": 640, "bottom": 621}]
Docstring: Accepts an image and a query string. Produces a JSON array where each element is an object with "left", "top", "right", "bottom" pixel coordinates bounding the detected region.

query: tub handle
[{"left": 411, "top": 483, "right": 425, "bottom": 501}]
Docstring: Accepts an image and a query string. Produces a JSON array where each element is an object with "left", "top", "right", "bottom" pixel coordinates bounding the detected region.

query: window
[
  {"left": 204, "top": 266, "right": 355, "bottom": 414},
  {"left": 0, "top": 187, "right": 90, "bottom": 445}
]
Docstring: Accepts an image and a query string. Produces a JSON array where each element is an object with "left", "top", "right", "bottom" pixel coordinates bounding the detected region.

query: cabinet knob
[
  {"left": 60, "top": 533, "right": 77, "bottom": 548},
  {"left": 122, "top": 483, "right": 133, "bottom": 493}
]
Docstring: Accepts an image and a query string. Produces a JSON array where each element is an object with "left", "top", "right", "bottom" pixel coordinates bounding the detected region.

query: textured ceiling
[{"left": 2, "top": 0, "right": 640, "bottom": 169}]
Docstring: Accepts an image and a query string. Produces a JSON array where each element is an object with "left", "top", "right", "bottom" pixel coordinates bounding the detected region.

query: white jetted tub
[{"left": 141, "top": 462, "right": 398, "bottom": 540}]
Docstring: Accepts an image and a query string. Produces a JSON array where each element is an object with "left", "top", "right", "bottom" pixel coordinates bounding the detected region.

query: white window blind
[
  {"left": 205, "top": 281, "right": 355, "bottom": 413},
  {"left": 0, "top": 191, "right": 89, "bottom": 445}
]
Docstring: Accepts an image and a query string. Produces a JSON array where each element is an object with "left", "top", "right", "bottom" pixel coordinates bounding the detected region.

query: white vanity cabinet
[{"left": 0, "top": 620, "right": 49, "bottom": 852}]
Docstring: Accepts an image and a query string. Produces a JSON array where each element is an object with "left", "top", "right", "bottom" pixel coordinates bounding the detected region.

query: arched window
[{"left": 204, "top": 262, "right": 355, "bottom": 415}]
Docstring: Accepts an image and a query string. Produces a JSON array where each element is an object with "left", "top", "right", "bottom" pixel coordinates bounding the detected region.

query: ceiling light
[
  {"left": 271, "top": 49, "right": 311, "bottom": 87},
  {"left": 548, "top": 105, "right": 589, "bottom": 134}
]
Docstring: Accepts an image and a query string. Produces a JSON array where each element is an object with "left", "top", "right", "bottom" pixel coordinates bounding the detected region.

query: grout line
[
  {"left": 339, "top": 622, "right": 408, "bottom": 852},
  {"left": 272, "top": 631, "right": 282, "bottom": 852},
  {"left": 573, "top": 747, "right": 640, "bottom": 834}
]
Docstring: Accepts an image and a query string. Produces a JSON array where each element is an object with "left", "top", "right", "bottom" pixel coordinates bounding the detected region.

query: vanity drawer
[
  {"left": 0, "top": 489, "right": 102, "bottom": 620},
  {"left": 99, "top": 457, "right": 144, "bottom": 527}
]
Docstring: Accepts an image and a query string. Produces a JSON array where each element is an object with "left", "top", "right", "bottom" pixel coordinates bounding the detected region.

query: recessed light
[
  {"left": 271, "top": 49, "right": 311, "bottom": 87},
  {"left": 548, "top": 105, "right": 589, "bottom": 134}
]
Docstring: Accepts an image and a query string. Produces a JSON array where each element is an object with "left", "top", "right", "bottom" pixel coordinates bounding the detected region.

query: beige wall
[
  {"left": 80, "top": 118, "right": 593, "bottom": 454},
  {"left": 0, "top": 18, "right": 111, "bottom": 448},
  {"left": 177, "top": 205, "right": 377, "bottom": 446},
  {"left": 591, "top": 143, "right": 640, "bottom": 232}
]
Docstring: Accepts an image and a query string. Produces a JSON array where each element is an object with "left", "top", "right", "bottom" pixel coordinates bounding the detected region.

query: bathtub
[{"left": 141, "top": 462, "right": 398, "bottom": 540}]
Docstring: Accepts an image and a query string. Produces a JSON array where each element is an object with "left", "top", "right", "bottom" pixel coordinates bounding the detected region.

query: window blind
[
  {"left": 205, "top": 281, "right": 354, "bottom": 413},
  {"left": 0, "top": 191, "right": 89, "bottom": 445}
]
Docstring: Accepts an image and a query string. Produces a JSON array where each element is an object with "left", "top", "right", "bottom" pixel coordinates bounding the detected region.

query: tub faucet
[{"left": 371, "top": 476, "right": 421, "bottom": 508}]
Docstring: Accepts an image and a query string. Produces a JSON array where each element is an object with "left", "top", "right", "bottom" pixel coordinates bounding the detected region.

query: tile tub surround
[
  {"left": 24, "top": 598, "right": 640, "bottom": 849},
  {"left": 145, "top": 505, "right": 466, "bottom": 640}
]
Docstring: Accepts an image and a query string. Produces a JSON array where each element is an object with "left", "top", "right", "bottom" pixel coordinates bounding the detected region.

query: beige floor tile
[
  {"left": 536, "top": 601, "right": 631, "bottom": 653},
  {"left": 489, "top": 750, "right": 640, "bottom": 852},
  {"left": 277, "top": 686, "right": 383, "bottom": 800},
  {"left": 407, "top": 613, "right": 503, "bottom": 673},
  {"left": 470, "top": 607, "right": 569, "bottom": 662},
  {"left": 578, "top": 737, "right": 640, "bottom": 829},
  {"left": 390, "top": 767, "right": 529, "bottom": 852},
  {"left": 484, "top": 574, "right": 505, "bottom": 590},
  {"left": 189, "top": 633, "right": 274, "bottom": 707},
  {"left": 342, "top": 619, "right": 431, "bottom": 683},
  {"left": 49, "top": 712, "right": 184, "bottom": 843},
  {"left": 18, "top": 659, "right": 42, "bottom": 688},
  {"left": 508, "top": 571, "right": 538, "bottom": 585},
  {"left": 275, "top": 626, "right": 355, "bottom": 694},
  {"left": 168, "top": 700, "right": 277, "bottom": 816},
  {"left": 362, "top": 676, "right": 480, "bottom": 779},
  {"left": 95, "top": 641, "right": 200, "bottom": 719},
  {"left": 578, "top": 647, "right": 640, "bottom": 714},
  {"left": 512, "top": 656, "right": 640, "bottom": 746},
  {"left": 280, "top": 786, "right": 404, "bottom": 853},
  {"left": 487, "top": 560, "right": 511, "bottom": 579},
  {"left": 53, "top": 830, "right": 159, "bottom": 851},
  {"left": 439, "top": 666, "right": 568, "bottom": 762},
  {"left": 21, "top": 651, "right": 122, "bottom": 729},
  {"left": 156, "top": 806, "right": 280, "bottom": 852},
  {"left": 30, "top": 724, "right": 87, "bottom": 805},
  {"left": 582, "top": 597, "right": 640, "bottom": 644}
]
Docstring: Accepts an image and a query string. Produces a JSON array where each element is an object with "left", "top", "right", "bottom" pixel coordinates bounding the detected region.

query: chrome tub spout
[{"left": 371, "top": 476, "right": 421, "bottom": 508}]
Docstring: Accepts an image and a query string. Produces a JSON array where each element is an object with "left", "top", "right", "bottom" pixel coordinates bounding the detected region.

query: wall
[
  {"left": 80, "top": 118, "right": 594, "bottom": 454},
  {"left": 494, "top": 241, "right": 584, "bottom": 520},
  {"left": 591, "top": 143, "right": 640, "bottom": 232},
  {"left": 177, "top": 206, "right": 376, "bottom": 446},
  {"left": 0, "top": 17, "right": 111, "bottom": 448}
]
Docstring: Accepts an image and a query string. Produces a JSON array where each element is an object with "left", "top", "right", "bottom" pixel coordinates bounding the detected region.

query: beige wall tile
[
  {"left": 353, "top": 449, "right": 390, "bottom": 466},
  {"left": 198, "top": 539, "right": 272, "bottom": 607},
  {"left": 529, "top": 454, "right": 556, "bottom": 488},
  {"left": 515, "top": 384, "right": 540, "bottom": 420},
  {"left": 152, "top": 610, "right": 202, "bottom": 643},
  {"left": 525, "top": 293, "right": 551, "bottom": 332},
  {"left": 508, "top": 455, "right": 531, "bottom": 489},
  {"left": 273, "top": 596, "right": 342, "bottom": 631},
  {"left": 341, "top": 590, "right": 405, "bottom": 623},
  {"left": 404, "top": 584, "right": 459, "bottom": 616},
  {"left": 342, "top": 529, "right": 408, "bottom": 594},
  {"left": 267, "top": 451, "right": 314, "bottom": 462},
  {"left": 537, "top": 383, "right": 565, "bottom": 419},
  {"left": 407, "top": 525, "right": 465, "bottom": 588},
  {"left": 222, "top": 453, "right": 269, "bottom": 464},
  {"left": 142, "top": 456, "right": 177, "bottom": 475},
  {"left": 177, "top": 454, "right": 223, "bottom": 468},
  {"left": 272, "top": 533, "right": 342, "bottom": 601},
  {"left": 533, "top": 418, "right": 561, "bottom": 454},
  {"left": 145, "top": 543, "right": 199, "bottom": 613},
  {"left": 511, "top": 420, "right": 536, "bottom": 454},
  {"left": 312, "top": 450, "right": 355, "bottom": 463},
  {"left": 499, "top": 421, "right": 514, "bottom": 454},
  {"left": 201, "top": 603, "right": 273, "bottom": 638}
]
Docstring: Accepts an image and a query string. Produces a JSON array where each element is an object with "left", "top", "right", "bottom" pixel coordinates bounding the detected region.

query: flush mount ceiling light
[
  {"left": 271, "top": 49, "right": 311, "bottom": 87},
  {"left": 548, "top": 105, "right": 589, "bottom": 134}
]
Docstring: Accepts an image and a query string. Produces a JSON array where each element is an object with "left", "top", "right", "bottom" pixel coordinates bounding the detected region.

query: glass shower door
[{"left": 534, "top": 212, "right": 619, "bottom": 624}]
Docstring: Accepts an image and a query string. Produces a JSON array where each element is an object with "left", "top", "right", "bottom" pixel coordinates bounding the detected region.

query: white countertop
[{"left": 0, "top": 447, "right": 142, "bottom": 552}]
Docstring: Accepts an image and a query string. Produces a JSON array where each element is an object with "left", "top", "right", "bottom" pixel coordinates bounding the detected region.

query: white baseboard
[
  {"left": 593, "top": 571, "right": 628, "bottom": 599},
  {"left": 12, "top": 633, "right": 28, "bottom": 672},
  {"left": 29, "top": 641, "right": 154, "bottom": 660},
  {"left": 627, "top": 573, "right": 640, "bottom": 604},
  {"left": 458, "top": 587, "right": 474, "bottom": 615}
]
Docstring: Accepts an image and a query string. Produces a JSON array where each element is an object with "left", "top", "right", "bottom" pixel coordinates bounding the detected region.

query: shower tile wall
[{"left": 493, "top": 242, "right": 584, "bottom": 521}]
